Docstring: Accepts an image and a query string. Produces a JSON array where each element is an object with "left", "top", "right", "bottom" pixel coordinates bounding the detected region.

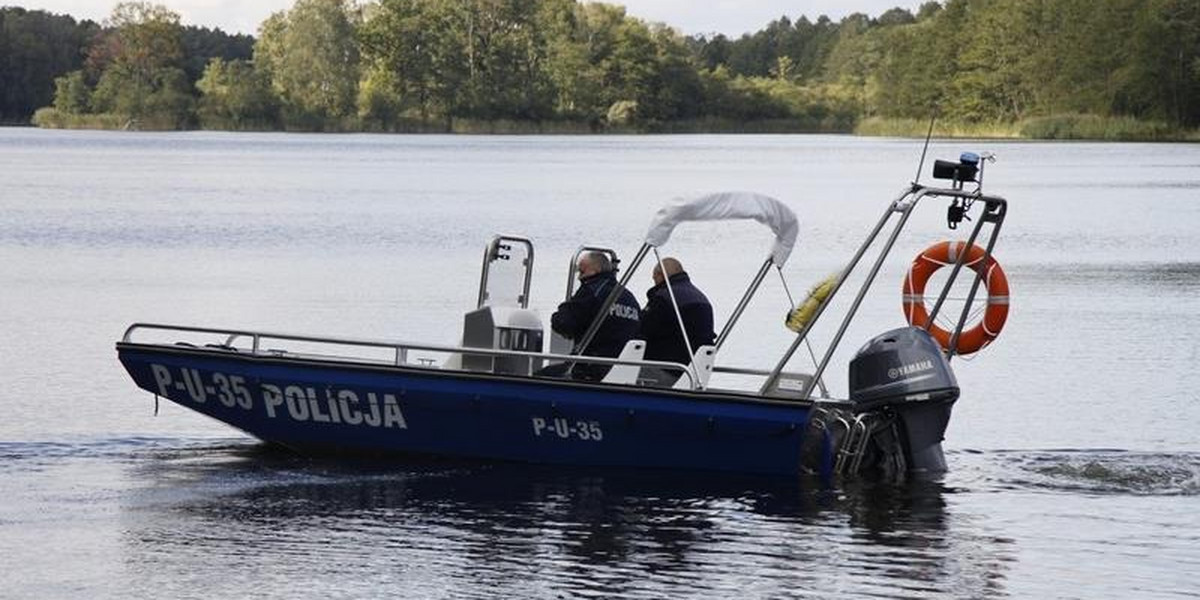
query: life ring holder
[{"left": 902, "top": 241, "right": 1009, "bottom": 355}]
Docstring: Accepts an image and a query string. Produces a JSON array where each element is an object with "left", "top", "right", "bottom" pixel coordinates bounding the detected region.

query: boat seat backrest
[
  {"left": 601, "top": 339, "right": 646, "bottom": 384},
  {"left": 673, "top": 345, "right": 717, "bottom": 390}
]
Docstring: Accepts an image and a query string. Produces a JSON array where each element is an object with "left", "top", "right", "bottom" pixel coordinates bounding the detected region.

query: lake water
[{"left": 1, "top": 129, "right": 1198, "bottom": 599}]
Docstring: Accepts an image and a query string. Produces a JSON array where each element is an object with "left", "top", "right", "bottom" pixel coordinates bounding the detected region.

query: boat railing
[{"left": 119, "top": 322, "right": 702, "bottom": 390}]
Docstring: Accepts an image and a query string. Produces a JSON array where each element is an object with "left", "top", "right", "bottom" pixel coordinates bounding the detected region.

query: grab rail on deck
[{"left": 120, "top": 322, "right": 702, "bottom": 390}]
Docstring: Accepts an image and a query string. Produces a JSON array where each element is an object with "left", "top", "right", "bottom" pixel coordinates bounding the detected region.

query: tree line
[
  {"left": 0, "top": 5, "right": 251, "bottom": 125},
  {"left": 3, "top": 0, "right": 1198, "bottom": 136}
]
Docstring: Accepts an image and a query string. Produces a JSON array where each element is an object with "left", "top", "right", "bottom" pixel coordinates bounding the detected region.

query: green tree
[
  {"left": 1126, "top": 0, "right": 1200, "bottom": 125},
  {"left": 917, "top": 2, "right": 942, "bottom": 20},
  {"left": 539, "top": 0, "right": 608, "bottom": 120},
  {"left": 867, "top": 0, "right": 970, "bottom": 119},
  {"left": 693, "top": 33, "right": 731, "bottom": 71},
  {"left": 256, "top": 0, "right": 361, "bottom": 129},
  {"left": 196, "top": 58, "right": 279, "bottom": 129},
  {"left": 359, "top": 0, "right": 464, "bottom": 122},
  {"left": 822, "top": 13, "right": 886, "bottom": 115},
  {"left": 0, "top": 7, "right": 97, "bottom": 122},
  {"left": 591, "top": 5, "right": 659, "bottom": 122},
  {"left": 639, "top": 25, "right": 703, "bottom": 124},
  {"left": 97, "top": 2, "right": 185, "bottom": 81},
  {"left": 448, "top": 0, "right": 554, "bottom": 120},
  {"left": 1038, "top": 0, "right": 1140, "bottom": 116},
  {"left": 91, "top": 64, "right": 194, "bottom": 126},
  {"left": 357, "top": 65, "right": 404, "bottom": 129},
  {"left": 946, "top": 0, "right": 1039, "bottom": 121},
  {"left": 52, "top": 70, "right": 91, "bottom": 113},
  {"left": 180, "top": 26, "right": 255, "bottom": 82},
  {"left": 696, "top": 67, "right": 769, "bottom": 121},
  {"left": 142, "top": 66, "right": 195, "bottom": 125},
  {"left": 876, "top": 7, "right": 916, "bottom": 27},
  {"left": 85, "top": 2, "right": 192, "bottom": 124}
]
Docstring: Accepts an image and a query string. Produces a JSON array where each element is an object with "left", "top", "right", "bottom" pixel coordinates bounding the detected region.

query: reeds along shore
[
  {"left": 28, "top": 107, "right": 1200, "bottom": 142},
  {"left": 855, "top": 116, "right": 1200, "bottom": 142}
]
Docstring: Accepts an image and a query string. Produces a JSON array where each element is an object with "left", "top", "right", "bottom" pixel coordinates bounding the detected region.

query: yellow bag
[{"left": 785, "top": 273, "right": 839, "bottom": 332}]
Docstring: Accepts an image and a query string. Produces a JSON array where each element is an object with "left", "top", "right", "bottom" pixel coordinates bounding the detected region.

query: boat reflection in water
[{"left": 118, "top": 442, "right": 1014, "bottom": 599}]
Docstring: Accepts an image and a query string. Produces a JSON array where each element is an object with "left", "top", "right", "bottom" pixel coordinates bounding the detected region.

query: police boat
[{"left": 116, "top": 152, "right": 1010, "bottom": 479}]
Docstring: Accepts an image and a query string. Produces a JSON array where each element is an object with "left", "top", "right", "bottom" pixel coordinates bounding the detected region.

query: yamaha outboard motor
[{"left": 849, "top": 326, "right": 959, "bottom": 474}]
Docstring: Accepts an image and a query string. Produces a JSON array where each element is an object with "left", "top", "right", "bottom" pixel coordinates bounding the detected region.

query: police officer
[
  {"left": 640, "top": 257, "right": 715, "bottom": 385},
  {"left": 547, "top": 251, "right": 641, "bottom": 381}
]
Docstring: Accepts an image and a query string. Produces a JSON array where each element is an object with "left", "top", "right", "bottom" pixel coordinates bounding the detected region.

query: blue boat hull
[{"left": 117, "top": 344, "right": 819, "bottom": 477}]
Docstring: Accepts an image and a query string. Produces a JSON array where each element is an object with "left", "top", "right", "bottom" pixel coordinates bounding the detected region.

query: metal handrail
[
  {"left": 477, "top": 234, "right": 534, "bottom": 309},
  {"left": 714, "top": 365, "right": 801, "bottom": 377},
  {"left": 120, "top": 322, "right": 699, "bottom": 389},
  {"left": 712, "top": 366, "right": 850, "bottom": 404}
]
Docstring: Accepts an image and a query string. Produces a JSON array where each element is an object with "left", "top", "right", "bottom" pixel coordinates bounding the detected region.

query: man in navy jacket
[
  {"left": 549, "top": 252, "right": 641, "bottom": 380},
  {"left": 641, "top": 257, "right": 715, "bottom": 383}
]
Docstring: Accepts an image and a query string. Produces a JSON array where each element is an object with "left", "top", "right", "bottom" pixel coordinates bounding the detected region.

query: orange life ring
[{"left": 902, "top": 241, "right": 1009, "bottom": 355}]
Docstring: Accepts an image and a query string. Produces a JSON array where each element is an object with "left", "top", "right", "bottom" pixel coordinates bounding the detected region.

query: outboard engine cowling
[{"left": 849, "top": 326, "right": 959, "bottom": 474}]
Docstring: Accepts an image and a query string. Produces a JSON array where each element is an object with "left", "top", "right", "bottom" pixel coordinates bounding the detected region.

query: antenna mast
[{"left": 913, "top": 111, "right": 937, "bottom": 186}]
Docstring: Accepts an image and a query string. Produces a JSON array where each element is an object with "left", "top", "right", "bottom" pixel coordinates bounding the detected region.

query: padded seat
[
  {"left": 601, "top": 340, "right": 647, "bottom": 384},
  {"left": 673, "top": 345, "right": 716, "bottom": 390}
]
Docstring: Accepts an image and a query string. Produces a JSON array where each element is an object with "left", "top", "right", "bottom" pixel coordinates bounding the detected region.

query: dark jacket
[
  {"left": 550, "top": 271, "right": 641, "bottom": 359},
  {"left": 641, "top": 272, "right": 715, "bottom": 366}
]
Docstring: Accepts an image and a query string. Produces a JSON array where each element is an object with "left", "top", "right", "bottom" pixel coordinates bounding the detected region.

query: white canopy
[{"left": 643, "top": 192, "right": 800, "bottom": 266}]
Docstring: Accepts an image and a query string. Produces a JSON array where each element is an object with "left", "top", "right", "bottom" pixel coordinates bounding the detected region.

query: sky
[{"left": 14, "top": 0, "right": 925, "bottom": 36}]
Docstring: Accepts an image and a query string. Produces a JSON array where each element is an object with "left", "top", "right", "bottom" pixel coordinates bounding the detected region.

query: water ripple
[
  {"left": 1022, "top": 451, "right": 1200, "bottom": 495},
  {"left": 955, "top": 449, "right": 1200, "bottom": 496}
]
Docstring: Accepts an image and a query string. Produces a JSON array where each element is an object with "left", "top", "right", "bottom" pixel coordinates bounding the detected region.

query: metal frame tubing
[
  {"left": 477, "top": 235, "right": 535, "bottom": 309},
  {"left": 760, "top": 187, "right": 916, "bottom": 395},
  {"left": 715, "top": 257, "right": 774, "bottom": 350},
  {"left": 792, "top": 190, "right": 925, "bottom": 399},
  {"left": 571, "top": 243, "right": 650, "bottom": 356},
  {"left": 922, "top": 201, "right": 991, "bottom": 329},
  {"left": 476, "top": 239, "right": 495, "bottom": 308},
  {"left": 941, "top": 198, "right": 1007, "bottom": 359},
  {"left": 652, "top": 248, "right": 701, "bottom": 387},
  {"left": 518, "top": 238, "right": 534, "bottom": 308}
]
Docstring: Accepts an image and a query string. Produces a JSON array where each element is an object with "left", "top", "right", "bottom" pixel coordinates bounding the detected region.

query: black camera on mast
[
  {"left": 932, "top": 152, "right": 981, "bottom": 189},
  {"left": 932, "top": 151, "right": 995, "bottom": 229}
]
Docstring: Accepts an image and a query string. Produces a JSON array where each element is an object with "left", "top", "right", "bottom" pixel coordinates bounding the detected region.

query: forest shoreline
[{"left": 6, "top": 1, "right": 1197, "bottom": 144}]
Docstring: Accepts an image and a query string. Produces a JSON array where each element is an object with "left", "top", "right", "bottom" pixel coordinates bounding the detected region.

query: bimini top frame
[{"left": 571, "top": 191, "right": 800, "bottom": 368}]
